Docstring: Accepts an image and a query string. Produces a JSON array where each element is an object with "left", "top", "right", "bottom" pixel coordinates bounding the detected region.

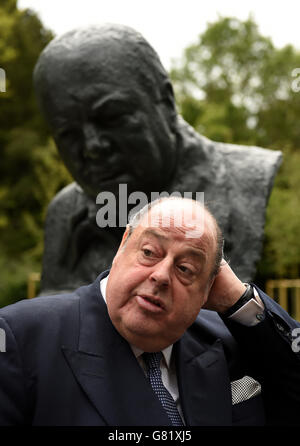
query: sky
[{"left": 18, "top": 0, "right": 300, "bottom": 70}]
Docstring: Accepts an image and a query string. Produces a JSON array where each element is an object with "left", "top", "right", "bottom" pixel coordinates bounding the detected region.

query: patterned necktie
[{"left": 143, "top": 351, "right": 183, "bottom": 426}]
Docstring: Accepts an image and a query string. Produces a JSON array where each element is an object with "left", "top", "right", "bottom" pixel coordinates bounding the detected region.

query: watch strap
[{"left": 221, "top": 283, "right": 255, "bottom": 318}]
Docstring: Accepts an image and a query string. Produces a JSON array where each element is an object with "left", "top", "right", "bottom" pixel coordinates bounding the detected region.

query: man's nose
[
  {"left": 83, "top": 123, "right": 110, "bottom": 158},
  {"left": 149, "top": 259, "right": 172, "bottom": 288}
]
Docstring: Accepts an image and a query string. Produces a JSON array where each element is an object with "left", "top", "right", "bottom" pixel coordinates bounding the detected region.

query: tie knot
[{"left": 143, "top": 351, "right": 163, "bottom": 370}]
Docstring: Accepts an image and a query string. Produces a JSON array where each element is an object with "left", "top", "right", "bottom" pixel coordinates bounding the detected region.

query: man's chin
[
  {"left": 119, "top": 320, "right": 181, "bottom": 352},
  {"left": 119, "top": 322, "right": 162, "bottom": 347}
]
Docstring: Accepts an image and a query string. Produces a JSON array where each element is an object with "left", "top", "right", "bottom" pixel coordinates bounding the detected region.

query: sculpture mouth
[
  {"left": 83, "top": 166, "right": 126, "bottom": 183},
  {"left": 99, "top": 172, "right": 132, "bottom": 185}
]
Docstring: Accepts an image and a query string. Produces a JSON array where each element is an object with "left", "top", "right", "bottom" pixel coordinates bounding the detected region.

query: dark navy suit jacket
[{"left": 0, "top": 270, "right": 299, "bottom": 426}]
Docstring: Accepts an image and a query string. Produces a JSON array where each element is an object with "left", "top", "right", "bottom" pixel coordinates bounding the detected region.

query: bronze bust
[{"left": 34, "top": 24, "right": 281, "bottom": 294}]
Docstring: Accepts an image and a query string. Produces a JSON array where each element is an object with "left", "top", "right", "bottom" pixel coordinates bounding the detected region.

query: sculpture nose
[{"left": 83, "top": 123, "right": 110, "bottom": 159}]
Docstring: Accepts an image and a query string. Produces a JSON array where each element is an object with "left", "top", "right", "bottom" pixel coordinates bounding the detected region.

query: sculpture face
[{"left": 42, "top": 45, "right": 177, "bottom": 198}]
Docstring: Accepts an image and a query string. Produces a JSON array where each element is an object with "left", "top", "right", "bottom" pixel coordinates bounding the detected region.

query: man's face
[
  {"left": 44, "top": 55, "right": 177, "bottom": 198},
  {"left": 106, "top": 201, "right": 217, "bottom": 352}
]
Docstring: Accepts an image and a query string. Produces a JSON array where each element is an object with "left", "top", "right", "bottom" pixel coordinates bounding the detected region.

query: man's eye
[
  {"left": 143, "top": 249, "right": 153, "bottom": 257},
  {"left": 177, "top": 265, "right": 193, "bottom": 275}
]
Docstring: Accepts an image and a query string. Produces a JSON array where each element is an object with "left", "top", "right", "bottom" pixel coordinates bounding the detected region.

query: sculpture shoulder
[
  {"left": 44, "top": 182, "right": 91, "bottom": 234},
  {"left": 216, "top": 141, "right": 282, "bottom": 191},
  {"left": 177, "top": 115, "right": 282, "bottom": 187},
  {"left": 47, "top": 182, "right": 86, "bottom": 214}
]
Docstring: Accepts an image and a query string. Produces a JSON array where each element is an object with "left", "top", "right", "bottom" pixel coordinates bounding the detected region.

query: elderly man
[
  {"left": 33, "top": 24, "right": 282, "bottom": 294},
  {"left": 0, "top": 197, "right": 299, "bottom": 426}
]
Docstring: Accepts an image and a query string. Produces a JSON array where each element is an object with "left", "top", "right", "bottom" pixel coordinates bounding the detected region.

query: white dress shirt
[{"left": 100, "top": 275, "right": 265, "bottom": 424}]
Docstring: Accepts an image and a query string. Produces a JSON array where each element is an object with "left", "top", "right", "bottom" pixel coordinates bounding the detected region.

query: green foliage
[
  {"left": 0, "top": 253, "right": 40, "bottom": 308},
  {"left": 0, "top": 2, "right": 71, "bottom": 307},
  {"left": 257, "top": 149, "right": 300, "bottom": 280},
  {"left": 170, "top": 16, "right": 300, "bottom": 281}
]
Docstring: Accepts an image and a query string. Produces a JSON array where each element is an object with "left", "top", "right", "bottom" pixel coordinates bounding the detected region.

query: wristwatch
[{"left": 221, "top": 283, "right": 255, "bottom": 318}]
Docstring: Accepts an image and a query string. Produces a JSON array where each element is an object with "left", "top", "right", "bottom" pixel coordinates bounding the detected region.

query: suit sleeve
[
  {"left": 0, "top": 316, "right": 28, "bottom": 425},
  {"left": 223, "top": 287, "right": 300, "bottom": 425}
]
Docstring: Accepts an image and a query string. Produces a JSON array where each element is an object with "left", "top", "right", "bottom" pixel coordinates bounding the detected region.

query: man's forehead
[
  {"left": 135, "top": 201, "right": 216, "bottom": 245},
  {"left": 142, "top": 202, "right": 210, "bottom": 233},
  {"left": 137, "top": 226, "right": 209, "bottom": 251}
]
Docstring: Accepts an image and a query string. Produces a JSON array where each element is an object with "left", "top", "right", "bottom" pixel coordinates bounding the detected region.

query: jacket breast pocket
[{"left": 232, "top": 395, "right": 265, "bottom": 426}]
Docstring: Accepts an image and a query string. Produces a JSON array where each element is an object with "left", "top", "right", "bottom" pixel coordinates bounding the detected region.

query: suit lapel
[
  {"left": 175, "top": 330, "right": 233, "bottom": 426},
  {"left": 62, "top": 272, "right": 171, "bottom": 426}
]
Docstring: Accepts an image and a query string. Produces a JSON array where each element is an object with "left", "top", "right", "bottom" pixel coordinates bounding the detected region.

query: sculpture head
[{"left": 34, "top": 24, "right": 178, "bottom": 198}]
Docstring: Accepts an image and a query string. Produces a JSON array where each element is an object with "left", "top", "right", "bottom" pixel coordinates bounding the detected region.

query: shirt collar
[
  {"left": 100, "top": 275, "right": 173, "bottom": 369},
  {"left": 100, "top": 274, "right": 109, "bottom": 303}
]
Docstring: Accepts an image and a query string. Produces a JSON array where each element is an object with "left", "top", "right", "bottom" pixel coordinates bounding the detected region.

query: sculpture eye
[
  {"left": 95, "top": 109, "right": 129, "bottom": 127},
  {"left": 57, "top": 127, "right": 78, "bottom": 141},
  {"left": 106, "top": 113, "right": 126, "bottom": 123}
]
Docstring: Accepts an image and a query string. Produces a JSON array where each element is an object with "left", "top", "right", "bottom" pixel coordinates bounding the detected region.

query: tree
[
  {"left": 0, "top": 1, "right": 71, "bottom": 307},
  {"left": 170, "top": 16, "right": 300, "bottom": 282}
]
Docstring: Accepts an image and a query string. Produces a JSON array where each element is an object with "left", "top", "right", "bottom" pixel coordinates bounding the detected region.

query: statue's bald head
[
  {"left": 34, "top": 23, "right": 175, "bottom": 122},
  {"left": 33, "top": 24, "right": 178, "bottom": 198}
]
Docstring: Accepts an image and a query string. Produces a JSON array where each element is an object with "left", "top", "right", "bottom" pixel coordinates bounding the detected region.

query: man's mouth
[{"left": 135, "top": 294, "right": 166, "bottom": 313}]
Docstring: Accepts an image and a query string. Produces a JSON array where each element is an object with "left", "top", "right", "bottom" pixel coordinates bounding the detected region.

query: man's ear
[
  {"left": 201, "top": 275, "right": 217, "bottom": 309},
  {"left": 112, "top": 225, "right": 131, "bottom": 264},
  {"left": 206, "top": 274, "right": 216, "bottom": 295},
  {"left": 120, "top": 225, "right": 131, "bottom": 247}
]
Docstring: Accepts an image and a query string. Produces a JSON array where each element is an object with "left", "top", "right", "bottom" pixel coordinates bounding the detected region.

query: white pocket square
[{"left": 231, "top": 375, "right": 261, "bottom": 405}]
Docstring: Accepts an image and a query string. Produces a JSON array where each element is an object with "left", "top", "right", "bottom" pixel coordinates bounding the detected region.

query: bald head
[{"left": 126, "top": 197, "right": 224, "bottom": 279}]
